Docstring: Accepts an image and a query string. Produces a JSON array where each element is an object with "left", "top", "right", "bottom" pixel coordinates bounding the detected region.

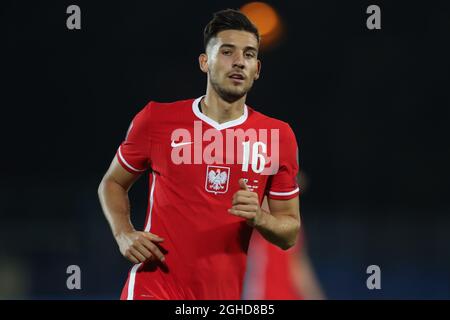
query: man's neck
[{"left": 201, "top": 88, "right": 246, "bottom": 125}]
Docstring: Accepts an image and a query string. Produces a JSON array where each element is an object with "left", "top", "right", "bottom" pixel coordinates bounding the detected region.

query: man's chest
[{"left": 149, "top": 120, "right": 280, "bottom": 197}]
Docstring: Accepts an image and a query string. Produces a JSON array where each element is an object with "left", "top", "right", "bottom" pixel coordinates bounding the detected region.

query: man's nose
[{"left": 232, "top": 52, "right": 245, "bottom": 69}]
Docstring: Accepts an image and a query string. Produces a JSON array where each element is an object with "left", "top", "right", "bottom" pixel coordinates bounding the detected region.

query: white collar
[{"left": 192, "top": 96, "right": 248, "bottom": 131}]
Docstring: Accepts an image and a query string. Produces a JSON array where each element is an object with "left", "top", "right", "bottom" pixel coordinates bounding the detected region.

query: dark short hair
[{"left": 203, "top": 9, "right": 260, "bottom": 50}]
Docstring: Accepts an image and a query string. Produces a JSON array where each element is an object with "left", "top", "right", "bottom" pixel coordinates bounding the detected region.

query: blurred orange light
[{"left": 240, "top": 2, "right": 282, "bottom": 49}]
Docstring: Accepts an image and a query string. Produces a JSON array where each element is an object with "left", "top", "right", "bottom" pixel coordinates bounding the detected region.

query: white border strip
[
  {"left": 127, "top": 263, "right": 142, "bottom": 300},
  {"left": 118, "top": 146, "right": 146, "bottom": 173},
  {"left": 127, "top": 171, "right": 157, "bottom": 300},
  {"left": 144, "top": 172, "right": 157, "bottom": 232},
  {"left": 269, "top": 187, "right": 300, "bottom": 196}
]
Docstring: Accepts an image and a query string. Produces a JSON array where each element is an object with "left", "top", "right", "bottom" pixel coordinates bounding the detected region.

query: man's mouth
[{"left": 228, "top": 73, "right": 245, "bottom": 83}]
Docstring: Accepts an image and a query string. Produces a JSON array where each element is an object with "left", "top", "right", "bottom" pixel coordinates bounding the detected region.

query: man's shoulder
[
  {"left": 147, "top": 97, "right": 195, "bottom": 111},
  {"left": 139, "top": 97, "right": 196, "bottom": 122}
]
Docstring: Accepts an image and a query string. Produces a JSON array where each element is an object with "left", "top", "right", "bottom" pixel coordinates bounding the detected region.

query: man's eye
[
  {"left": 245, "top": 52, "right": 255, "bottom": 58},
  {"left": 223, "top": 51, "right": 232, "bottom": 55}
]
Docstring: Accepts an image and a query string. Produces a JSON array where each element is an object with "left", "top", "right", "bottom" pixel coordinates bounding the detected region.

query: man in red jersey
[{"left": 98, "top": 8, "right": 301, "bottom": 300}]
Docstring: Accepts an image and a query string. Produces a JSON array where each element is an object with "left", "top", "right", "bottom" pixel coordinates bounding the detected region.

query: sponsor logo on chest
[{"left": 170, "top": 120, "right": 279, "bottom": 175}]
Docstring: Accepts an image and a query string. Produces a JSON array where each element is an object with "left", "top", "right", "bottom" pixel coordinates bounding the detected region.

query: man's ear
[
  {"left": 254, "top": 59, "right": 262, "bottom": 80},
  {"left": 199, "top": 53, "right": 209, "bottom": 73}
]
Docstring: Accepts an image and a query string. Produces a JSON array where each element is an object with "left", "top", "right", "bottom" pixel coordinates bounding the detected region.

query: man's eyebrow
[
  {"left": 219, "top": 44, "right": 258, "bottom": 52},
  {"left": 219, "top": 44, "right": 236, "bottom": 50},
  {"left": 245, "top": 46, "right": 258, "bottom": 52}
]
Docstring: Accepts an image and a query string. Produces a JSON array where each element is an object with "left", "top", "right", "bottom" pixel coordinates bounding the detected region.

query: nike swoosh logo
[{"left": 171, "top": 140, "right": 194, "bottom": 147}]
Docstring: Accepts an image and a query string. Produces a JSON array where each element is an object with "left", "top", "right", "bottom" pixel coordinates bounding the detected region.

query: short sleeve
[
  {"left": 266, "top": 123, "right": 300, "bottom": 200},
  {"left": 116, "top": 102, "right": 152, "bottom": 174}
]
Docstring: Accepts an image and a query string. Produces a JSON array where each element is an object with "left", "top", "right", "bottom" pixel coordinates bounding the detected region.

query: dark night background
[{"left": 1, "top": 0, "right": 449, "bottom": 299}]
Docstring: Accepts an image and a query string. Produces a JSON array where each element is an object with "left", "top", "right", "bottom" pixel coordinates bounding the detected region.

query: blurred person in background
[{"left": 243, "top": 172, "right": 326, "bottom": 300}]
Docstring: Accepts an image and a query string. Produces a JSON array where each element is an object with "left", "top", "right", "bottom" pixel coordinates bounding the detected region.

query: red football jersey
[{"left": 116, "top": 96, "right": 299, "bottom": 300}]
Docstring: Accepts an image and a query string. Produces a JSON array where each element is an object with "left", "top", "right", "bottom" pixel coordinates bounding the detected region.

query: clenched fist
[{"left": 228, "top": 178, "right": 264, "bottom": 227}]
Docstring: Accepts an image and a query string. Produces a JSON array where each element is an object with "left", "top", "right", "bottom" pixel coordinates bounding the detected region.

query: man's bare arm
[
  {"left": 256, "top": 196, "right": 300, "bottom": 250},
  {"left": 98, "top": 156, "right": 165, "bottom": 264},
  {"left": 98, "top": 156, "right": 140, "bottom": 236},
  {"left": 293, "top": 247, "right": 326, "bottom": 299}
]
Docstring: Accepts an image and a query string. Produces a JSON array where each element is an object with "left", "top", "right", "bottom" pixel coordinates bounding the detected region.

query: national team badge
[{"left": 205, "top": 165, "right": 230, "bottom": 194}]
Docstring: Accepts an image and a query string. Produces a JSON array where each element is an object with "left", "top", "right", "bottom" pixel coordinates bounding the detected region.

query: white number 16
[{"left": 242, "top": 141, "right": 266, "bottom": 174}]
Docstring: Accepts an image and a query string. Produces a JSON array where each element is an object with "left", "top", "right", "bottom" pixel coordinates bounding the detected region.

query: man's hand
[
  {"left": 228, "top": 178, "right": 264, "bottom": 227},
  {"left": 115, "top": 230, "right": 166, "bottom": 264}
]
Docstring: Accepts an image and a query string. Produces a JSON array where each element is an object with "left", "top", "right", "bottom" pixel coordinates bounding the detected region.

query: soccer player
[
  {"left": 98, "top": 9, "right": 301, "bottom": 300},
  {"left": 243, "top": 197, "right": 326, "bottom": 300}
]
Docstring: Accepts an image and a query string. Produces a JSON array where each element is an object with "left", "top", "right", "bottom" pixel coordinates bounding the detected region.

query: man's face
[{"left": 200, "top": 30, "right": 261, "bottom": 103}]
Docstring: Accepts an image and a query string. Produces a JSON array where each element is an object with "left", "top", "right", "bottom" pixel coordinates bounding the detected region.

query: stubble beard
[{"left": 209, "top": 72, "right": 254, "bottom": 104}]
